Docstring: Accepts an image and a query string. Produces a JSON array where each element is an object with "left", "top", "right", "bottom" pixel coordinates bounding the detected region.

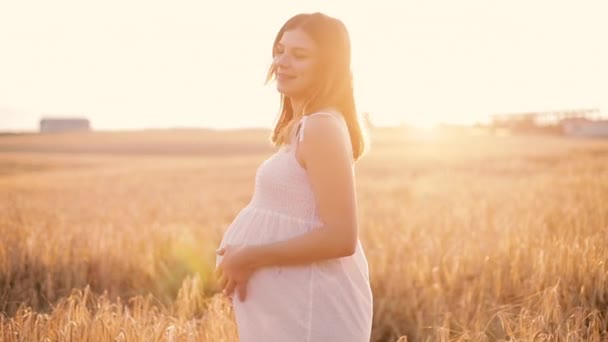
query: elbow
[
  {"left": 341, "top": 244, "right": 356, "bottom": 257},
  {"left": 327, "top": 221, "right": 358, "bottom": 257},
  {"left": 338, "top": 235, "right": 357, "bottom": 257}
]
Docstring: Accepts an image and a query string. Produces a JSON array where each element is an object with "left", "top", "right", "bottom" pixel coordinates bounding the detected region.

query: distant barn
[
  {"left": 40, "top": 117, "right": 91, "bottom": 133},
  {"left": 490, "top": 108, "right": 607, "bottom": 137},
  {"left": 561, "top": 118, "right": 608, "bottom": 137}
]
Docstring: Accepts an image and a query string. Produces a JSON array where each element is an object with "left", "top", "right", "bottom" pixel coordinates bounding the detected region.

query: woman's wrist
[{"left": 246, "top": 245, "right": 270, "bottom": 270}]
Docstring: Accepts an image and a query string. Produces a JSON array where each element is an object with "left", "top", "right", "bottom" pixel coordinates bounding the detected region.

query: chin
[
  {"left": 277, "top": 84, "right": 293, "bottom": 97},
  {"left": 277, "top": 84, "right": 305, "bottom": 99}
]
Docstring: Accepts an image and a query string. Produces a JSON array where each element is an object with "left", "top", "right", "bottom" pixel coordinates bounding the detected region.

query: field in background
[{"left": 0, "top": 128, "right": 607, "bottom": 341}]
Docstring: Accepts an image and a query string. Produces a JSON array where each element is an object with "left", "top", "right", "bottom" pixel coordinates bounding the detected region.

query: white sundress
[{"left": 215, "top": 111, "right": 373, "bottom": 342}]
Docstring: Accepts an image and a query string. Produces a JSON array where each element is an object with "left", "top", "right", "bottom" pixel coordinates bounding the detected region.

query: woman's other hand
[{"left": 215, "top": 244, "right": 258, "bottom": 302}]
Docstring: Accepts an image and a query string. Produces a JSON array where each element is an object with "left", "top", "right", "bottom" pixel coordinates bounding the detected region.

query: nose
[{"left": 274, "top": 53, "right": 289, "bottom": 69}]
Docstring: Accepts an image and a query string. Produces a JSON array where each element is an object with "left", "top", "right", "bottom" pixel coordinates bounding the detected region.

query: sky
[{"left": 0, "top": 0, "right": 606, "bottom": 131}]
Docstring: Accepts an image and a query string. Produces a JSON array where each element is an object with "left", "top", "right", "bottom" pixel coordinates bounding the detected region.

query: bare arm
[{"left": 247, "top": 114, "right": 358, "bottom": 269}]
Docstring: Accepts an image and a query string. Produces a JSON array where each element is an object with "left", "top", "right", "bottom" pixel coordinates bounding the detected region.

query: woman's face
[{"left": 273, "top": 28, "right": 319, "bottom": 100}]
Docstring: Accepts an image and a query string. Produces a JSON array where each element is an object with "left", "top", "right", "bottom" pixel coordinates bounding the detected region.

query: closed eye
[{"left": 275, "top": 44, "right": 312, "bottom": 58}]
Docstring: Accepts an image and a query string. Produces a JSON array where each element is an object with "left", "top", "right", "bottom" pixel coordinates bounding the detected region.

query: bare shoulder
[
  {"left": 304, "top": 113, "right": 347, "bottom": 143},
  {"left": 301, "top": 111, "right": 352, "bottom": 163}
]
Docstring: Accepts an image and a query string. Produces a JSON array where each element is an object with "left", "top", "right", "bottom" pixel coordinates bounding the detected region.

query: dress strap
[{"left": 294, "top": 116, "right": 308, "bottom": 144}]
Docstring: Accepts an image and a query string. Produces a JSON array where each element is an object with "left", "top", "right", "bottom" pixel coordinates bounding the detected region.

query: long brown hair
[{"left": 265, "top": 12, "right": 368, "bottom": 161}]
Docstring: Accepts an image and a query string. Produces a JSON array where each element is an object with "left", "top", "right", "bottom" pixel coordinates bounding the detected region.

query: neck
[
  {"left": 288, "top": 96, "right": 338, "bottom": 120},
  {"left": 289, "top": 97, "right": 306, "bottom": 120}
]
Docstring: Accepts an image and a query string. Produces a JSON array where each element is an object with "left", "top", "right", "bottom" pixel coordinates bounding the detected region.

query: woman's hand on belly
[{"left": 215, "top": 244, "right": 260, "bottom": 302}]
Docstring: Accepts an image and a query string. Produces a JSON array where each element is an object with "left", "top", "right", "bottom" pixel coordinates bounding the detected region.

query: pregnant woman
[{"left": 215, "top": 12, "right": 373, "bottom": 342}]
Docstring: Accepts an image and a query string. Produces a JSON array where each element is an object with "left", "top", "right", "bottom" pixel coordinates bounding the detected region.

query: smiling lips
[{"left": 277, "top": 73, "right": 296, "bottom": 82}]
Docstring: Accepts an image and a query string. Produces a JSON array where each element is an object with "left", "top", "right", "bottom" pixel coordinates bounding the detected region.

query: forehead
[{"left": 277, "top": 29, "right": 316, "bottom": 50}]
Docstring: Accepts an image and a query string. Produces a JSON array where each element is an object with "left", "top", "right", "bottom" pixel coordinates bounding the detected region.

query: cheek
[
  {"left": 296, "top": 61, "right": 318, "bottom": 84},
  {"left": 291, "top": 58, "right": 313, "bottom": 73}
]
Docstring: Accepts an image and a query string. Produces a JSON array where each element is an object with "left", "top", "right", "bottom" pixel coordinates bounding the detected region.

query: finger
[
  {"left": 218, "top": 274, "right": 227, "bottom": 289},
  {"left": 224, "top": 278, "right": 236, "bottom": 296},
  {"left": 237, "top": 282, "right": 247, "bottom": 302}
]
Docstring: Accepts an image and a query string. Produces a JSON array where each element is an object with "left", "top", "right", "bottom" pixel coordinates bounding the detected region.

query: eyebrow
[{"left": 275, "top": 43, "right": 312, "bottom": 52}]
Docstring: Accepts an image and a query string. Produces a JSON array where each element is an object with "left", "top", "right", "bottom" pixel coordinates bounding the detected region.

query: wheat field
[{"left": 0, "top": 128, "right": 607, "bottom": 341}]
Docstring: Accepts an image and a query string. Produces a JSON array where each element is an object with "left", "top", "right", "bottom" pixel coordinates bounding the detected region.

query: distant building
[
  {"left": 561, "top": 118, "right": 608, "bottom": 137},
  {"left": 40, "top": 117, "right": 91, "bottom": 133},
  {"left": 489, "top": 108, "right": 606, "bottom": 136}
]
